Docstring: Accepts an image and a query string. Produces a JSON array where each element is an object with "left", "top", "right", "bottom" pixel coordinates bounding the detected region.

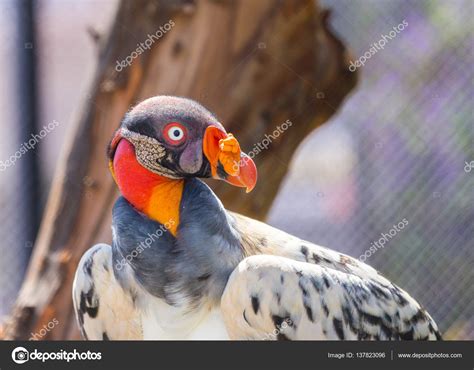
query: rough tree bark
[{"left": 1, "top": 0, "right": 357, "bottom": 339}]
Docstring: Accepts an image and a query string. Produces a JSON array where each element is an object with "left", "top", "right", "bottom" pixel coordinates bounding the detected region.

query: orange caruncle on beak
[{"left": 203, "top": 126, "right": 257, "bottom": 193}]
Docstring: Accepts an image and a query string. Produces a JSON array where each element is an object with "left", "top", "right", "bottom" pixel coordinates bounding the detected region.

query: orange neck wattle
[{"left": 112, "top": 139, "right": 183, "bottom": 235}]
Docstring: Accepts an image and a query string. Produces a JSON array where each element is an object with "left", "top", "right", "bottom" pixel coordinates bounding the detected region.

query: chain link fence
[
  {"left": 270, "top": 0, "right": 473, "bottom": 339},
  {"left": 0, "top": 0, "right": 38, "bottom": 321},
  {"left": 0, "top": 0, "right": 471, "bottom": 340}
]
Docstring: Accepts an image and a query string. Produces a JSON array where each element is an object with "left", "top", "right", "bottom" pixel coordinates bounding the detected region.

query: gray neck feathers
[{"left": 112, "top": 178, "right": 244, "bottom": 311}]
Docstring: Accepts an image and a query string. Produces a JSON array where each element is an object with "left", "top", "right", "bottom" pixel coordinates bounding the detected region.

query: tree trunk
[{"left": 1, "top": 0, "right": 357, "bottom": 340}]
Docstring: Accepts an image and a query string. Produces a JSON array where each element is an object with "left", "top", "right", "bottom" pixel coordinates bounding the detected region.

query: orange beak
[{"left": 203, "top": 126, "right": 257, "bottom": 193}]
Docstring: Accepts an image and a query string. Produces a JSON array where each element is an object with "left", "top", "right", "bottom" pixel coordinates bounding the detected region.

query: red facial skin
[
  {"left": 111, "top": 126, "right": 258, "bottom": 212},
  {"left": 113, "top": 139, "right": 166, "bottom": 214}
]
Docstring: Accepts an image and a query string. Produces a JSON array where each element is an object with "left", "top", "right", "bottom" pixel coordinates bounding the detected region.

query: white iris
[{"left": 168, "top": 126, "right": 184, "bottom": 141}]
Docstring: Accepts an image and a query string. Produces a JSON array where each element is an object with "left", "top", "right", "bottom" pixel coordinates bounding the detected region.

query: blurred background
[{"left": 0, "top": 0, "right": 472, "bottom": 340}]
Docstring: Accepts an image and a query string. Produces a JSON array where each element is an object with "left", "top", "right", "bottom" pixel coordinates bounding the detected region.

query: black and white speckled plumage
[
  {"left": 72, "top": 96, "right": 442, "bottom": 340},
  {"left": 73, "top": 177, "right": 441, "bottom": 340}
]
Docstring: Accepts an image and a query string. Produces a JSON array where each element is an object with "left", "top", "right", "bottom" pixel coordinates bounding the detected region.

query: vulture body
[{"left": 73, "top": 96, "right": 441, "bottom": 340}]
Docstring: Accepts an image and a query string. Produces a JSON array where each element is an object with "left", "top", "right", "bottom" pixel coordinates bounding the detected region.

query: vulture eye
[{"left": 163, "top": 122, "right": 187, "bottom": 145}]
